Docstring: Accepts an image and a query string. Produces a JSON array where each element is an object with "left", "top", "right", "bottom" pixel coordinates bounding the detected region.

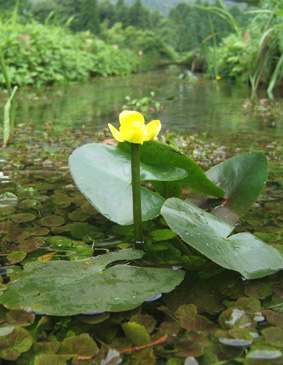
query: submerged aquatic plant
[
  {"left": 122, "top": 91, "right": 162, "bottom": 118},
  {"left": 1, "top": 109, "right": 283, "bottom": 321}
]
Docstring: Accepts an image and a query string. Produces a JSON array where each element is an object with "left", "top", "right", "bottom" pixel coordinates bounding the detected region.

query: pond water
[
  {"left": 9, "top": 69, "right": 283, "bottom": 189},
  {"left": 0, "top": 71, "right": 282, "bottom": 363},
  {"left": 9, "top": 71, "right": 278, "bottom": 131},
  {"left": 9, "top": 69, "right": 282, "bottom": 154}
]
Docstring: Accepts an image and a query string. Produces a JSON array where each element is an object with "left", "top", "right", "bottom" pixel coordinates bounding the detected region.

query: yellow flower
[{"left": 108, "top": 110, "right": 161, "bottom": 144}]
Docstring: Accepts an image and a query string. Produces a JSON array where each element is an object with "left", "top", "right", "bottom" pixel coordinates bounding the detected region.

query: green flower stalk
[
  {"left": 108, "top": 110, "right": 161, "bottom": 247},
  {"left": 131, "top": 143, "right": 143, "bottom": 245}
]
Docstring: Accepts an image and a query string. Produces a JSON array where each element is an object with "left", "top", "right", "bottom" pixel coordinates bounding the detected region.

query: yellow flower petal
[
  {"left": 119, "top": 110, "right": 144, "bottom": 127},
  {"left": 120, "top": 124, "right": 145, "bottom": 144},
  {"left": 144, "top": 120, "right": 161, "bottom": 141},
  {"left": 108, "top": 123, "right": 125, "bottom": 142}
]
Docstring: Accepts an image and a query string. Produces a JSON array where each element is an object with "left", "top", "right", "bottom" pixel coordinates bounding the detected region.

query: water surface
[
  {"left": 0, "top": 71, "right": 282, "bottom": 364},
  {"left": 8, "top": 70, "right": 280, "bottom": 140}
]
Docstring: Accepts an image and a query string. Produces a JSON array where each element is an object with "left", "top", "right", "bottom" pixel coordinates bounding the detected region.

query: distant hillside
[
  {"left": 115, "top": 0, "right": 196, "bottom": 15},
  {"left": 105, "top": 0, "right": 234, "bottom": 16}
]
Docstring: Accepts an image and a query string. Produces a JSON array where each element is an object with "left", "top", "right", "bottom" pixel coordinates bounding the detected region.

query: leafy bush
[
  {"left": 103, "top": 24, "right": 177, "bottom": 72},
  {"left": 207, "top": 2, "right": 283, "bottom": 96},
  {"left": 207, "top": 32, "right": 255, "bottom": 82},
  {"left": 0, "top": 20, "right": 134, "bottom": 87},
  {"left": 91, "top": 45, "right": 133, "bottom": 77}
]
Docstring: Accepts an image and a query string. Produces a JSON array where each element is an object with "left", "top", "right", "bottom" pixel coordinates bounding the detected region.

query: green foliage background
[
  {"left": 0, "top": 0, "right": 283, "bottom": 93},
  {"left": 0, "top": 22, "right": 135, "bottom": 86}
]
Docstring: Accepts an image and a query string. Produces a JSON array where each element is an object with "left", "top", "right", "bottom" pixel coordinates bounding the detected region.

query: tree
[
  {"left": 150, "top": 10, "right": 163, "bottom": 29},
  {"left": 98, "top": 0, "right": 117, "bottom": 28},
  {"left": 78, "top": 0, "right": 100, "bottom": 34},
  {"left": 157, "top": 19, "right": 178, "bottom": 49},
  {"left": 31, "top": 0, "right": 57, "bottom": 23},
  {"left": 0, "top": 0, "right": 31, "bottom": 12},
  {"left": 115, "top": 0, "right": 130, "bottom": 28},
  {"left": 128, "top": 0, "right": 151, "bottom": 30},
  {"left": 56, "top": 0, "right": 100, "bottom": 33},
  {"left": 57, "top": 0, "right": 81, "bottom": 30}
]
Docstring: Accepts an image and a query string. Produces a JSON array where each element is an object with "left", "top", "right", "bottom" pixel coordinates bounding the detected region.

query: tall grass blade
[
  {"left": 267, "top": 53, "right": 283, "bottom": 99},
  {"left": 208, "top": 15, "right": 218, "bottom": 79},
  {"left": 3, "top": 86, "right": 18, "bottom": 149},
  {"left": 45, "top": 11, "right": 55, "bottom": 25},
  {"left": 11, "top": 0, "right": 19, "bottom": 28},
  {"left": 0, "top": 51, "right": 12, "bottom": 95},
  {"left": 196, "top": 0, "right": 239, "bottom": 35}
]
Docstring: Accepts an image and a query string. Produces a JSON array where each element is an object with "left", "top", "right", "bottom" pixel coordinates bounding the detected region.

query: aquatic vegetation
[
  {"left": 0, "top": 73, "right": 283, "bottom": 365},
  {"left": 0, "top": 117, "right": 282, "bottom": 363},
  {"left": 123, "top": 91, "right": 162, "bottom": 119},
  {"left": 3, "top": 111, "right": 282, "bottom": 316},
  {"left": 0, "top": 52, "right": 17, "bottom": 148}
]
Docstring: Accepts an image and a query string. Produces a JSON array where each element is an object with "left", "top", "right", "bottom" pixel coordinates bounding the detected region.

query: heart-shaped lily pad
[
  {"left": 189, "top": 153, "right": 268, "bottom": 225},
  {"left": 119, "top": 140, "right": 224, "bottom": 197},
  {"left": 0, "top": 249, "right": 184, "bottom": 316},
  {"left": 69, "top": 143, "right": 187, "bottom": 225},
  {"left": 161, "top": 198, "right": 283, "bottom": 279},
  {"left": 0, "top": 326, "right": 33, "bottom": 361}
]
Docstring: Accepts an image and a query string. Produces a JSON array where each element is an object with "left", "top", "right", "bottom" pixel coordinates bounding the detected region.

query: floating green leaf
[
  {"left": 46, "top": 236, "right": 73, "bottom": 249},
  {"left": 175, "top": 304, "right": 217, "bottom": 334},
  {"left": 58, "top": 333, "right": 98, "bottom": 359},
  {"left": 0, "top": 221, "right": 14, "bottom": 234},
  {"left": 219, "top": 338, "right": 253, "bottom": 347},
  {"left": 65, "top": 222, "right": 100, "bottom": 240},
  {"left": 189, "top": 153, "right": 268, "bottom": 224},
  {"left": 0, "top": 206, "right": 15, "bottom": 216},
  {"left": 244, "top": 281, "right": 273, "bottom": 299},
  {"left": 5, "top": 309, "right": 35, "bottom": 327},
  {"left": 0, "top": 250, "right": 184, "bottom": 316},
  {"left": 34, "top": 354, "right": 67, "bottom": 365},
  {"left": 11, "top": 213, "right": 37, "bottom": 223},
  {"left": 161, "top": 198, "right": 283, "bottom": 279},
  {"left": 262, "top": 327, "right": 283, "bottom": 347},
  {"left": 39, "top": 215, "right": 65, "bottom": 227},
  {"left": 119, "top": 140, "right": 224, "bottom": 197},
  {"left": 247, "top": 349, "right": 282, "bottom": 359},
  {"left": 0, "top": 326, "right": 33, "bottom": 361},
  {"left": 0, "top": 192, "right": 18, "bottom": 206},
  {"left": 122, "top": 322, "right": 151, "bottom": 346},
  {"left": 69, "top": 143, "right": 187, "bottom": 225},
  {"left": 7, "top": 251, "right": 27, "bottom": 264}
]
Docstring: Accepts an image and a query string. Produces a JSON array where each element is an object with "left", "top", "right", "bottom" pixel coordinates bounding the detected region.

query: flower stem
[{"left": 131, "top": 143, "right": 144, "bottom": 247}]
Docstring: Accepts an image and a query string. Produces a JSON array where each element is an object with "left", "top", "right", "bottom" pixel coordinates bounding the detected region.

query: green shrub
[
  {"left": 103, "top": 24, "right": 177, "bottom": 72},
  {"left": 207, "top": 32, "right": 255, "bottom": 82},
  {"left": 0, "top": 20, "right": 134, "bottom": 87},
  {"left": 207, "top": 2, "right": 283, "bottom": 97}
]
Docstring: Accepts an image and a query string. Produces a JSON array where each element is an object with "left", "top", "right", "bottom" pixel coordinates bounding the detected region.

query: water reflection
[{"left": 1, "top": 70, "right": 282, "bottom": 144}]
